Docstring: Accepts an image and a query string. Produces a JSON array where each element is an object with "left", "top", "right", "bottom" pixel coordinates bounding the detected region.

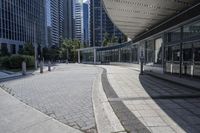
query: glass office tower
[
  {"left": 0, "top": 0, "right": 46, "bottom": 54},
  {"left": 83, "top": 2, "right": 90, "bottom": 47}
]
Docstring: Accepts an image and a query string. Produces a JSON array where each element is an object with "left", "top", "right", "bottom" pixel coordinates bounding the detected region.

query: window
[
  {"left": 167, "top": 28, "right": 181, "bottom": 42},
  {"left": 183, "top": 20, "right": 200, "bottom": 39},
  {"left": 182, "top": 43, "right": 192, "bottom": 61},
  {"left": 155, "top": 38, "right": 163, "bottom": 64},
  {"left": 172, "top": 45, "right": 180, "bottom": 61},
  {"left": 194, "top": 42, "right": 200, "bottom": 62}
]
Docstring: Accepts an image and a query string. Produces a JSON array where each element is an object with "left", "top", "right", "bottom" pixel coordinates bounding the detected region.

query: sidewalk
[
  {"left": 0, "top": 66, "right": 55, "bottom": 82},
  {"left": 0, "top": 88, "right": 82, "bottom": 133},
  {"left": 99, "top": 65, "right": 200, "bottom": 133}
]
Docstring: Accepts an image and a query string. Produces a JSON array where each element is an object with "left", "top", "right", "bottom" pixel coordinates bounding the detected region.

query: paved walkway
[
  {"left": 0, "top": 66, "right": 51, "bottom": 81},
  {"left": 100, "top": 65, "right": 200, "bottom": 133},
  {"left": 0, "top": 64, "right": 99, "bottom": 132},
  {"left": 0, "top": 88, "right": 82, "bottom": 133}
]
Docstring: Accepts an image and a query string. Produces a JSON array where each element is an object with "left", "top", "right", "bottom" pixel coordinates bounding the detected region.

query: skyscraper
[
  {"left": 90, "top": 0, "right": 126, "bottom": 47},
  {"left": 63, "top": 0, "right": 74, "bottom": 40},
  {"left": 0, "top": 0, "right": 46, "bottom": 54},
  {"left": 46, "top": 0, "right": 74, "bottom": 47},
  {"left": 83, "top": 1, "right": 90, "bottom": 47},
  {"left": 74, "top": 0, "right": 84, "bottom": 44}
]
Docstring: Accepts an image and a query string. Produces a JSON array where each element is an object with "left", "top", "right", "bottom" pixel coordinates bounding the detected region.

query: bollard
[
  {"left": 140, "top": 56, "right": 144, "bottom": 75},
  {"left": 40, "top": 61, "right": 43, "bottom": 73},
  {"left": 66, "top": 59, "right": 68, "bottom": 64},
  {"left": 48, "top": 61, "right": 51, "bottom": 71},
  {"left": 22, "top": 61, "right": 26, "bottom": 75}
]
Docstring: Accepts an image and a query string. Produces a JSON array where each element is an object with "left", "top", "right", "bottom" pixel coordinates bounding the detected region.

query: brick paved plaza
[
  {"left": 1, "top": 64, "right": 200, "bottom": 133},
  {"left": 0, "top": 64, "right": 99, "bottom": 132}
]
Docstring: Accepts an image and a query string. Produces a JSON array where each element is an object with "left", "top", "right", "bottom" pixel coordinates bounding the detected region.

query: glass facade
[
  {"left": 90, "top": 0, "right": 126, "bottom": 47},
  {"left": 164, "top": 18, "right": 200, "bottom": 77},
  {"left": 0, "top": 0, "right": 45, "bottom": 53},
  {"left": 80, "top": 17, "right": 200, "bottom": 78}
]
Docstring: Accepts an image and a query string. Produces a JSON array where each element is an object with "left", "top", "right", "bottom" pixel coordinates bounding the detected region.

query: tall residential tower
[
  {"left": 46, "top": 0, "right": 74, "bottom": 47},
  {"left": 90, "top": 0, "right": 126, "bottom": 47}
]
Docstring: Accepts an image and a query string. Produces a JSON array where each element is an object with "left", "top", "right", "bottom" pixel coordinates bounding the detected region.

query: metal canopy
[{"left": 102, "top": 0, "right": 198, "bottom": 39}]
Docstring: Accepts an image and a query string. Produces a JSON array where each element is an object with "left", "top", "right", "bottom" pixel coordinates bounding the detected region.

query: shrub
[
  {"left": 0, "top": 55, "right": 34, "bottom": 69},
  {"left": 0, "top": 56, "right": 10, "bottom": 68},
  {"left": 9, "top": 55, "right": 24, "bottom": 69}
]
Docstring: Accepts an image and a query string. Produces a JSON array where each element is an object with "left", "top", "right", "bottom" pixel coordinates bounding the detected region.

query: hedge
[{"left": 0, "top": 55, "right": 34, "bottom": 69}]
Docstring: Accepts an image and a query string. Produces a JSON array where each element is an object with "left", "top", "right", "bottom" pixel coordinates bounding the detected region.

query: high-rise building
[
  {"left": 0, "top": 0, "right": 46, "bottom": 54},
  {"left": 90, "top": 0, "right": 126, "bottom": 47},
  {"left": 63, "top": 0, "right": 74, "bottom": 40},
  {"left": 46, "top": 0, "right": 73, "bottom": 47},
  {"left": 83, "top": 1, "right": 90, "bottom": 47},
  {"left": 74, "top": 0, "right": 84, "bottom": 44}
]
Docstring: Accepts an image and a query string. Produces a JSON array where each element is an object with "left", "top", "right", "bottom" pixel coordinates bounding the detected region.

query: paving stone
[{"left": 0, "top": 64, "right": 98, "bottom": 132}]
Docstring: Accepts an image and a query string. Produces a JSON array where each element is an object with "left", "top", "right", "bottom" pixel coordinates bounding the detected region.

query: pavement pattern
[
  {"left": 101, "top": 65, "right": 200, "bottom": 133},
  {"left": 0, "top": 64, "right": 99, "bottom": 133},
  {"left": 0, "top": 88, "right": 83, "bottom": 133}
]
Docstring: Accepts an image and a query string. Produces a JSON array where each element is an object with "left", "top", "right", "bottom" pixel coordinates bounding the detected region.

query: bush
[
  {"left": 9, "top": 55, "right": 25, "bottom": 69},
  {"left": 0, "top": 55, "right": 35, "bottom": 69},
  {"left": 0, "top": 56, "right": 10, "bottom": 68}
]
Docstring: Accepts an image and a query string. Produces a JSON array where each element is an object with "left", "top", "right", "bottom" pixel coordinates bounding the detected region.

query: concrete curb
[{"left": 92, "top": 67, "right": 126, "bottom": 133}]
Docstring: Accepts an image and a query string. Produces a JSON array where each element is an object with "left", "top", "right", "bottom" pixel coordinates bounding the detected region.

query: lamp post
[{"left": 34, "top": 21, "right": 37, "bottom": 69}]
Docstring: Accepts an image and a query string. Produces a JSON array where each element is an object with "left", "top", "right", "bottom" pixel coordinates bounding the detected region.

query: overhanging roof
[{"left": 102, "top": 0, "right": 199, "bottom": 39}]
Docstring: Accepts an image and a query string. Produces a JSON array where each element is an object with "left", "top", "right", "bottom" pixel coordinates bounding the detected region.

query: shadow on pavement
[{"left": 139, "top": 74, "right": 200, "bottom": 133}]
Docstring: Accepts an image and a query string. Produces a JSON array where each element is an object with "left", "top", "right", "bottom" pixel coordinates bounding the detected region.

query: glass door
[
  {"left": 194, "top": 41, "right": 200, "bottom": 77},
  {"left": 182, "top": 43, "right": 193, "bottom": 76}
]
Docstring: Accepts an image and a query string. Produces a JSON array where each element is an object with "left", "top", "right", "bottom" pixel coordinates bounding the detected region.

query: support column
[
  {"left": 130, "top": 47, "right": 132, "bottom": 63},
  {"left": 118, "top": 48, "right": 121, "bottom": 62},
  {"left": 78, "top": 50, "right": 81, "bottom": 63},
  {"left": 94, "top": 48, "right": 97, "bottom": 64},
  {"left": 180, "top": 27, "right": 183, "bottom": 77}
]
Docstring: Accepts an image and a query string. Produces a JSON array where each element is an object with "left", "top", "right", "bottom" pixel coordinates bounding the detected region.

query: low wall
[{"left": 110, "top": 62, "right": 164, "bottom": 74}]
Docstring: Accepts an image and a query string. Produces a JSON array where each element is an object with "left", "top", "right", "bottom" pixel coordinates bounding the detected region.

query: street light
[{"left": 34, "top": 21, "right": 38, "bottom": 70}]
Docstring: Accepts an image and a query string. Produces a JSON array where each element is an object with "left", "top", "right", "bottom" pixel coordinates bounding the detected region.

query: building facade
[
  {"left": 90, "top": 0, "right": 126, "bottom": 47},
  {"left": 79, "top": 1, "right": 200, "bottom": 78},
  {"left": 46, "top": 0, "right": 74, "bottom": 47},
  {"left": 83, "top": 2, "right": 90, "bottom": 47},
  {"left": 0, "top": 0, "right": 46, "bottom": 54},
  {"left": 74, "top": 0, "right": 84, "bottom": 44}
]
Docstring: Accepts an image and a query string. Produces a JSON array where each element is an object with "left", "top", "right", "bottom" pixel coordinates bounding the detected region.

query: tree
[
  {"left": 103, "top": 32, "right": 110, "bottom": 46},
  {"left": 19, "top": 42, "right": 34, "bottom": 56},
  {"left": 60, "top": 39, "right": 72, "bottom": 60},
  {"left": 60, "top": 39, "right": 83, "bottom": 62}
]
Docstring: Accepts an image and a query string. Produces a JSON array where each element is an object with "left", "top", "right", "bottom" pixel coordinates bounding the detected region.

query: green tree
[
  {"left": 19, "top": 42, "right": 34, "bottom": 56},
  {"left": 60, "top": 39, "right": 83, "bottom": 62},
  {"left": 103, "top": 32, "right": 110, "bottom": 46},
  {"left": 60, "top": 39, "right": 72, "bottom": 60}
]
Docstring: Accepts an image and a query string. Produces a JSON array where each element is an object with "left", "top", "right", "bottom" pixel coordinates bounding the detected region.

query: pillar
[
  {"left": 78, "top": 50, "right": 81, "bottom": 63},
  {"left": 94, "top": 48, "right": 97, "bottom": 64},
  {"left": 118, "top": 48, "right": 121, "bottom": 62}
]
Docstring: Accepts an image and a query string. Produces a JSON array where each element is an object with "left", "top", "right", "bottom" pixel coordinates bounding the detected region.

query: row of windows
[
  {"left": 0, "top": 0, "right": 45, "bottom": 45},
  {"left": 165, "top": 20, "right": 200, "bottom": 43}
]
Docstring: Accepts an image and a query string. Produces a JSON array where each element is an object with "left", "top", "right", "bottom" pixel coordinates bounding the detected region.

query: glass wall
[
  {"left": 183, "top": 20, "right": 200, "bottom": 39},
  {"left": 164, "top": 19, "right": 200, "bottom": 77},
  {"left": 80, "top": 49, "right": 94, "bottom": 63},
  {"left": 155, "top": 38, "right": 163, "bottom": 64}
]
